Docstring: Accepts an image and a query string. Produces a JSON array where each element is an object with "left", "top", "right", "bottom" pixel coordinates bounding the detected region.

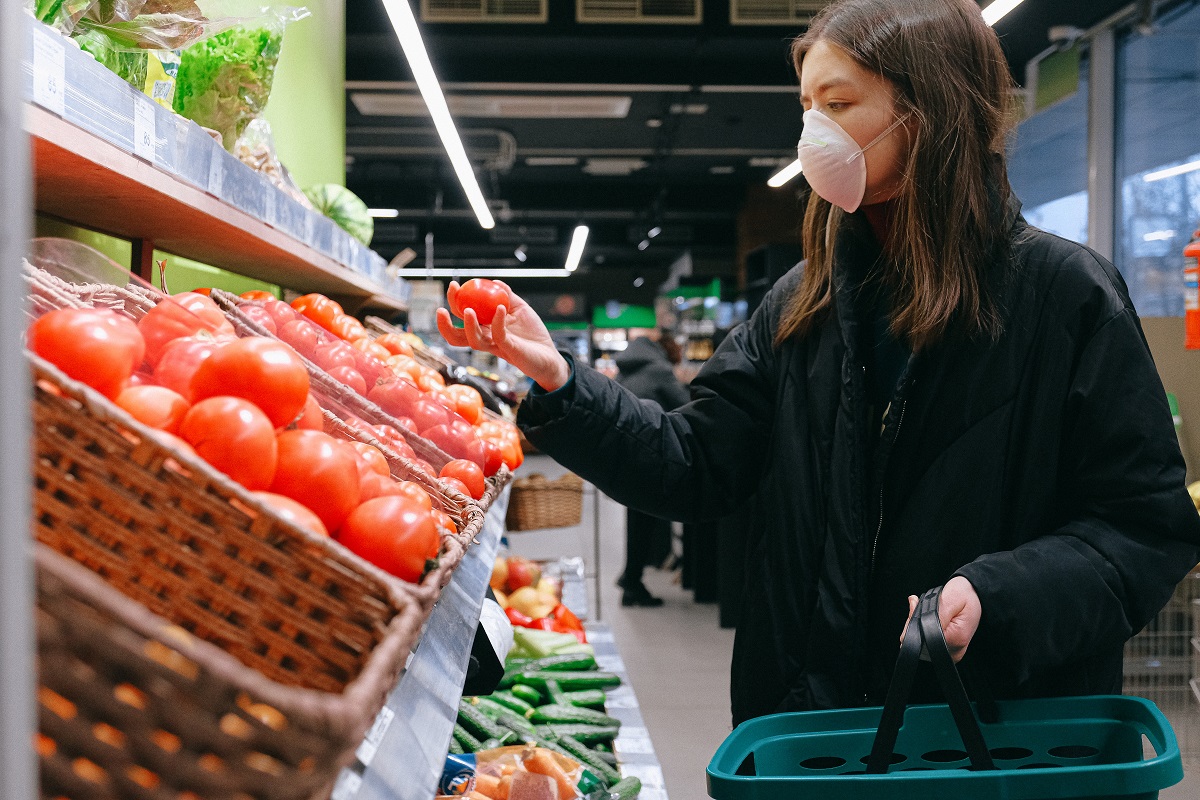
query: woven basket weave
[{"left": 505, "top": 473, "right": 585, "bottom": 531}]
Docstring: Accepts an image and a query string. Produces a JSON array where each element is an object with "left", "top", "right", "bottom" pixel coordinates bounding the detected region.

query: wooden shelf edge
[{"left": 25, "top": 105, "right": 405, "bottom": 304}]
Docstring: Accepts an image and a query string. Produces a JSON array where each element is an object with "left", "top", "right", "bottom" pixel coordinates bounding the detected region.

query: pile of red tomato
[{"left": 26, "top": 291, "right": 474, "bottom": 585}]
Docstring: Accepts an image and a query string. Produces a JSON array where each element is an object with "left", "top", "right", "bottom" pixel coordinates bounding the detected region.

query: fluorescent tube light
[
  {"left": 1143, "top": 159, "right": 1200, "bottom": 183},
  {"left": 565, "top": 225, "right": 589, "bottom": 272},
  {"left": 647, "top": 226, "right": 662, "bottom": 239},
  {"left": 379, "top": 0, "right": 495, "bottom": 230},
  {"left": 369, "top": 208, "right": 400, "bottom": 218},
  {"left": 767, "top": 158, "right": 803, "bottom": 188},
  {"left": 981, "top": 0, "right": 1026, "bottom": 26},
  {"left": 1143, "top": 230, "right": 1177, "bottom": 242},
  {"left": 395, "top": 268, "right": 571, "bottom": 278}
]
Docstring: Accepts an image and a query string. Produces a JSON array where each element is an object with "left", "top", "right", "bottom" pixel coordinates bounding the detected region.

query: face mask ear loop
[{"left": 843, "top": 111, "right": 912, "bottom": 164}]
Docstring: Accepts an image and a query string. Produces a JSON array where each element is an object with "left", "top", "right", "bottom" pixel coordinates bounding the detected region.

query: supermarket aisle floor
[{"left": 506, "top": 456, "right": 1200, "bottom": 799}]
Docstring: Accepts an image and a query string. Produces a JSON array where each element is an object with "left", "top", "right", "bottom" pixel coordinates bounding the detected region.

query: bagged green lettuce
[
  {"left": 172, "top": 6, "right": 308, "bottom": 149},
  {"left": 73, "top": 25, "right": 148, "bottom": 89}
]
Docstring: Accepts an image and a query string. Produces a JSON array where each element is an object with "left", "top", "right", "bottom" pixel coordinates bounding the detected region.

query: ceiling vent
[
  {"left": 730, "top": 0, "right": 831, "bottom": 24},
  {"left": 577, "top": 0, "right": 701, "bottom": 24},
  {"left": 421, "top": 0, "right": 547, "bottom": 23},
  {"left": 352, "top": 93, "right": 631, "bottom": 119}
]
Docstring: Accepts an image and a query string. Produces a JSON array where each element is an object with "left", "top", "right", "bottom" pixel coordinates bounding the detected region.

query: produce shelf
[
  {"left": 331, "top": 487, "right": 509, "bottom": 800},
  {"left": 21, "top": 17, "right": 407, "bottom": 307}
]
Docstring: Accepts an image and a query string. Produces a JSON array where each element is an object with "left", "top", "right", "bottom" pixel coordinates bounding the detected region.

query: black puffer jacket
[
  {"left": 613, "top": 337, "right": 690, "bottom": 412},
  {"left": 518, "top": 209, "right": 1200, "bottom": 725}
]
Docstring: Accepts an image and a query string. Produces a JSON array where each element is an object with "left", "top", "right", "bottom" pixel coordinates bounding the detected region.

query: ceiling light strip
[
  {"left": 565, "top": 225, "right": 589, "bottom": 272},
  {"left": 379, "top": 0, "right": 495, "bottom": 229},
  {"left": 767, "top": 158, "right": 803, "bottom": 188},
  {"left": 981, "top": 0, "right": 1025, "bottom": 26},
  {"left": 395, "top": 268, "right": 572, "bottom": 278},
  {"left": 1143, "top": 159, "right": 1200, "bottom": 183}
]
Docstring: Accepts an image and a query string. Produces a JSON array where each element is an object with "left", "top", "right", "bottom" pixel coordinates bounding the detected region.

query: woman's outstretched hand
[
  {"left": 899, "top": 576, "right": 982, "bottom": 662},
  {"left": 436, "top": 281, "right": 571, "bottom": 392}
]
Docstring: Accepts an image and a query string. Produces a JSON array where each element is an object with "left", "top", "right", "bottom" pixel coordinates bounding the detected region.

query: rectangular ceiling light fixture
[
  {"left": 981, "top": 0, "right": 1025, "bottom": 26},
  {"left": 368, "top": 208, "right": 400, "bottom": 218},
  {"left": 395, "top": 268, "right": 572, "bottom": 278},
  {"left": 767, "top": 159, "right": 803, "bottom": 188},
  {"left": 379, "top": 0, "right": 495, "bottom": 229},
  {"left": 1144, "top": 159, "right": 1200, "bottom": 182},
  {"left": 351, "top": 93, "right": 631, "bottom": 119},
  {"left": 565, "top": 225, "right": 589, "bottom": 272}
]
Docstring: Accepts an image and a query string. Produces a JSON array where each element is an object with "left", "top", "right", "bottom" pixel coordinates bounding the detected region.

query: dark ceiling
[{"left": 345, "top": 0, "right": 1134, "bottom": 301}]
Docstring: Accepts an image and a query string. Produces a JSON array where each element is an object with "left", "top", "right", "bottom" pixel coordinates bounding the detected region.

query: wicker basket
[
  {"left": 35, "top": 543, "right": 411, "bottom": 800},
  {"left": 214, "top": 291, "right": 511, "bottom": 513},
  {"left": 505, "top": 473, "right": 585, "bottom": 531}
]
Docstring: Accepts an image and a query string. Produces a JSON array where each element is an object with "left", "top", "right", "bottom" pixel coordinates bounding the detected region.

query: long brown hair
[{"left": 776, "top": 0, "right": 1016, "bottom": 350}]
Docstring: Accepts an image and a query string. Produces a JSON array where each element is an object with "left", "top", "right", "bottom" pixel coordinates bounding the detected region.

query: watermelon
[{"left": 304, "top": 184, "right": 374, "bottom": 246}]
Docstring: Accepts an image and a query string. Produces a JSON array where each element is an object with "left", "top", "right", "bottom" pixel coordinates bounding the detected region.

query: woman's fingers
[
  {"left": 436, "top": 308, "right": 469, "bottom": 347},
  {"left": 491, "top": 305, "right": 510, "bottom": 350},
  {"left": 462, "top": 307, "right": 494, "bottom": 351},
  {"left": 446, "top": 281, "right": 463, "bottom": 317}
]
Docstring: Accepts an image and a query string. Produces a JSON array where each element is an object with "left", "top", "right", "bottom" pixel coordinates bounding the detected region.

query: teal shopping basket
[{"left": 707, "top": 587, "right": 1184, "bottom": 800}]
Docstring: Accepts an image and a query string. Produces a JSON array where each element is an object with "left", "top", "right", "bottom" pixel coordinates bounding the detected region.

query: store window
[
  {"left": 1116, "top": 2, "right": 1200, "bottom": 317},
  {"left": 1008, "top": 53, "right": 1090, "bottom": 245}
]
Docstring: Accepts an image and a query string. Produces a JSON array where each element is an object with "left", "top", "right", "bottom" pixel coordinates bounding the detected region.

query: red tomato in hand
[
  {"left": 191, "top": 337, "right": 310, "bottom": 428},
  {"left": 116, "top": 385, "right": 190, "bottom": 434},
  {"left": 455, "top": 279, "right": 511, "bottom": 325},
  {"left": 328, "top": 365, "right": 367, "bottom": 396},
  {"left": 278, "top": 319, "right": 320, "bottom": 360},
  {"left": 465, "top": 437, "right": 503, "bottom": 477},
  {"left": 29, "top": 308, "right": 145, "bottom": 399},
  {"left": 179, "top": 396, "right": 278, "bottom": 490},
  {"left": 237, "top": 303, "right": 278, "bottom": 336},
  {"left": 251, "top": 490, "right": 328, "bottom": 537},
  {"left": 270, "top": 430, "right": 360, "bottom": 532},
  {"left": 336, "top": 495, "right": 439, "bottom": 583},
  {"left": 439, "top": 459, "right": 485, "bottom": 500},
  {"left": 296, "top": 393, "right": 324, "bottom": 431}
]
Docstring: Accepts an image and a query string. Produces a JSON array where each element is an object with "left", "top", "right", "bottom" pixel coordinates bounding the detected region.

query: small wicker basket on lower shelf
[{"left": 505, "top": 473, "right": 585, "bottom": 531}]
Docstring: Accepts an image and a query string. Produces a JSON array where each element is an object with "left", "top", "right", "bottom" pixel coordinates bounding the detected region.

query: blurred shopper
[
  {"left": 440, "top": 0, "right": 1200, "bottom": 725},
  {"left": 613, "top": 332, "right": 690, "bottom": 606}
]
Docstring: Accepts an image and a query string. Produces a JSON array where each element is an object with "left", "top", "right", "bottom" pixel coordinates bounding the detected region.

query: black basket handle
[{"left": 865, "top": 585, "right": 997, "bottom": 774}]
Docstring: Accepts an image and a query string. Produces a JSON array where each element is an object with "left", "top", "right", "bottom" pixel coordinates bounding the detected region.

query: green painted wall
[{"left": 262, "top": 0, "right": 346, "bottom": 189}]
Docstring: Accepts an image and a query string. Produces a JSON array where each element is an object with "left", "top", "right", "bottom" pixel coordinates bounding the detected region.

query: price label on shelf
[
  {"left": 354, "top": 706, "right": 394, "bottom": 766},
  {"left": 32, "top": 28, "right": 66, "bottom": 117},
  {"left": 133, "top": 98, "right": 156, "bottom": 161}
]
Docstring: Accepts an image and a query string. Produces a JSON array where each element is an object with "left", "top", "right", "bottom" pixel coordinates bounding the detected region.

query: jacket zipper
[{"left": 870, "top": 399, "right": 906, "bottom": 575}]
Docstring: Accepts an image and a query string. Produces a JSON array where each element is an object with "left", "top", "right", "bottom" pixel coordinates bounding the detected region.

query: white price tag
[
  {"left": 32, "top": 28, "right": 66, "bottom": 117},
  {"left": 330, "top": 769, "right": 362, "bottom": 800},
  {"left": 207, "top": 151, "right": 224, "bottom": 196},
  {"left": 133, "top": 98, "right": 156, "bottom": 161},
  {"left": 354, "top": 706, "right": 394, "bottom": 766}
]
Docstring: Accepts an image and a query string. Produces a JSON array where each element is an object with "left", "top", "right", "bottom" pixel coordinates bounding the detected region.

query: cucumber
[
  {"left": 453, "top": 723, "right": 483, "bottom": 753},
  {"left": 536, "top": 723, "right": 620, "bottom": 746},
  {"left": 488, "top": 690, "right": 535, "bottom": 716},
  {"left": 457, "top": 700, "right": 511, "bottom": 743},
  {"left": 516, "top": 670, "right": 621, "bottom": 692},
  {"left": 563, "top": 689, "right": 607, "bottom": 709},
  {"left": 471, "top": 697, "right": 538, "bottom": 739},
  {"left": 593, "top": 748, "right": 618, "bottom": 766},
  {"left": 522, "top": 653, "right": 598, "bottom": 672},
  {"left": 531, "top": 704, "right": 621, "bottom": 727},
  {"left": 593, "top": 742, "right": 611, "bottom": 753},
  {"left": 608, "top": 776, "right": 642, "bottom": 800},
  {"left": 554, "top": 732, "right": 621, "bottom": 787},
  {"left": 447, "top": 734, "right": 464, "bottom": 755},
  {"left": 545, "top": 678, "right": 569, "bottom": 706},
  {"left": 509, "top": 683, "right": 543, "bottom": 706}
]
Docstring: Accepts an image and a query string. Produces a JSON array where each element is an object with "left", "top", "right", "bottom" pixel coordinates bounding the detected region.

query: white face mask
[{"left": 796, "top": 108, "right": 910, "bottom": 213}]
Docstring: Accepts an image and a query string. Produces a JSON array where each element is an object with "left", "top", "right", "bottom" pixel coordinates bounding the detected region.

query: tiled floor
[{"left": 506, "top": 454, "right": 1200, "bottom": 799}]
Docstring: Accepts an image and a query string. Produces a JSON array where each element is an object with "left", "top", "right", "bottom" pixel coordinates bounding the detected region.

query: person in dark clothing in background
[
  {"left": 440, "top": 0, "right": 1200, "bottom": 726},
  {"left": 613, "top": 331, "right": 690, "bottom": 606}
]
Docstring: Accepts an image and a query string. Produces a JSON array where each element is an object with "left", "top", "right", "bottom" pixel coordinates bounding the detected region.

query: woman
[{"left": 439, "top": 0, "right": 1200, "bottom": 725}]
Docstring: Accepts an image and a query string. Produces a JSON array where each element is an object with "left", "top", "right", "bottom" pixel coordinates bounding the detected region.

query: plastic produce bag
[
  {"left": 73, "top": 25, "right": 148, "bottom": 89},
  {"left": 304, "top": 184, "right": 374, "bottom": 246},
  {"left": 29, "top": 0, "right": 95, "bottom": 33},
  {"left": 172, "top": 6, "right": 310, "bottom": 149},
  {"left": 232, "top": 118, "right": 314, "bottom": 209}
]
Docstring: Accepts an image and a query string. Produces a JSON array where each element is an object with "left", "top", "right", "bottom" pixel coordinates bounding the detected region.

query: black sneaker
[{"left": 621, "top": 584, "right": 664, "bottom": 607}]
